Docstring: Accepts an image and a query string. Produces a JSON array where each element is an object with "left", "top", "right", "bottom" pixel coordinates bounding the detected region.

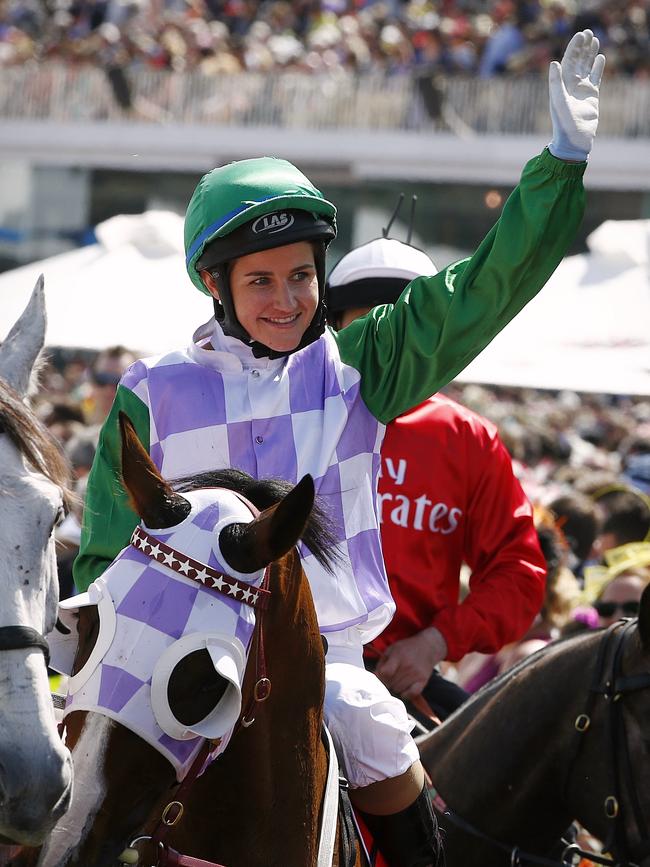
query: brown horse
[
  {"left": 417, "top": 590, "right": 650, "bottom": 867},
  {"left": 33, "top": 415, "right": 363, "bottom": 867}
]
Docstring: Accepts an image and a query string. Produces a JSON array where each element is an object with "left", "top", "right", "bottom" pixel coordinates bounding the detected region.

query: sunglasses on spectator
[
  {"left": 92, "top": 371, "right": 122, "bottom": 387},
  {"left": 594, "top": 599, "right": 640, "bottom": 618}
]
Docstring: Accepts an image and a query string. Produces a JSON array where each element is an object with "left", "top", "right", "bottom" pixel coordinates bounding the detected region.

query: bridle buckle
[
  {"left": 254, "top": 677, "right": 272, "bottom": 702},
  {"left": 161, "top": 800, "right": 184, "bottom": 826}
]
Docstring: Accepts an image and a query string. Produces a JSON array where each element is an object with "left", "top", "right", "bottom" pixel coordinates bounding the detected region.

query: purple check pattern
[{"left": 122, "top": 328, "right": 394, "bottom": 643}]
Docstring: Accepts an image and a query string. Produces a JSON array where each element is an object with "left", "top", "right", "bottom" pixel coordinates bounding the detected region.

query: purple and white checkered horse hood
[{"left": 51, "top": 487, "right": 263, "bottom": 780}]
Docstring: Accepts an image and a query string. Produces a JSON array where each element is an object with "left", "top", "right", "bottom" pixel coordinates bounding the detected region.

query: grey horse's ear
[{"left": 0, "top": 276, "right": 46, "bottom": 396}]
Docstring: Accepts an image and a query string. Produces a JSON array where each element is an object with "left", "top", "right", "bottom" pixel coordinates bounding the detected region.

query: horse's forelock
[
  {"left": 172, "top": 468, "right": 341, "bottom": 574},
  {"left": 0, "top": 379, "right": 72, "bottom": 504}
]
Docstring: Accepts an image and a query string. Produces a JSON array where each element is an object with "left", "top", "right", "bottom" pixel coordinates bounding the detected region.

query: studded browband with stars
[{"left": 130, "top": 525, "right": 270, "bottom": 610}]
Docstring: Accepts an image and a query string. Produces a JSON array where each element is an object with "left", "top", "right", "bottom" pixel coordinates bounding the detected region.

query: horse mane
[
  {"left": 458, "top": 628, "right": 600, "bottom": 711},
  {"left": 0, "top": 378, "right": 72, "bottom": 502},
  {"left": 172, "top": 468, "right": 342, "bottom": 574}
]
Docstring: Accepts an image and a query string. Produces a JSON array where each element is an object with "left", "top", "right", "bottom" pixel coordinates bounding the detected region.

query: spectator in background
[
  {"left": 65, "top": 426, "right": 98, "bottom": 482},
  {"left": 327, "top": 232, "right": 546, "bottom": 720},
  {"left": 594, "top": 569, "right": 648, "bottom": 627},
  {"left": 460, "top": 506, "right": 581, "bottom": 691},
  {"left": 40, "top": 399, "right": 86, "bottom": 445},
  {"left": 2, "top": 0, "right": 647, "bottom": 80},
  {"left": 82, "top": 344, "right": 137, "bottom": 425},
  {"left": 582, "top": 539, "right": 650, "bottom": 617},
  {"left": 549, "top": 491, "right": 599, "bottom": 580},
  {"left": 620, "top": 432, "right": 650, "bottom": 495},
  {"left": 592, "top": 488, "right": 650, "bottom": 557},
  {"left": 478, "top": 0, "right": 525, "bottom": 77}
]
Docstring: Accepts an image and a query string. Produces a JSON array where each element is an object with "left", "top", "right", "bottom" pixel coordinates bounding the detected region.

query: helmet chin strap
[{"left": 213, "top": 298, "right": 327, "bottom": 360}]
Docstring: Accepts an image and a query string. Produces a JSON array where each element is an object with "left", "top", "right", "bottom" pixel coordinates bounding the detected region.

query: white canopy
[
  {"left": 0, "top": 211, "right": 210, "bottom": 356},
  {"left": 455, "top": 219, "right": 650, "bottom": 395},
  {"left": 0, "top": 213, "right": 648, "bottom": 395}
]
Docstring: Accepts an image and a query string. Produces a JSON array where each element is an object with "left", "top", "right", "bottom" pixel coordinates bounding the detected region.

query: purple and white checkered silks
[
  {"left": 121, "top": 322, "right": 395, "bottom": 644},
  {"left": 55, "top": 487, "right": 263, "bottom": 780}
]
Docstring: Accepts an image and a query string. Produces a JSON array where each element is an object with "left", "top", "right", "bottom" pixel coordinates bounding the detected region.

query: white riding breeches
[{"left": 323, "top": 629, "right": 419, "bottom": 789}]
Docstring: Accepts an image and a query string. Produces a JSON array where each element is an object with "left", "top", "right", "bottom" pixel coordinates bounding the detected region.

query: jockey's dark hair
[{"left": 172, "top": 468, "right": 341, "bottom": 574}]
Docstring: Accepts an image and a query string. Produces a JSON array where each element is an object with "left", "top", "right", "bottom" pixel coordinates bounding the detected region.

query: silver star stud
[
  {"left": 211, "top": 575, "right": 225, "bottom": 591},
  {"left": 250, "top": 592, "right": 258, "bottom": 605},
  {"left": 241, "top": 587, "right": 253, "bottom": 603},
  {"left": 162, "top": 551, "right": 177, "bottom": 568},
  {"left": 149, "top": 544, "right": 162, "bottom": 559},
  {"left": 194, "top": 568, "right": 209, "bottom": 584},
  {"left": 178, "top": 559, "right": 192, "bottom": 575},
  {"left": 227, "top": 583, "right": 240, "bottom": 597},
  {"left": 136, "top": 535, "right": 147, "bottom": 550}
]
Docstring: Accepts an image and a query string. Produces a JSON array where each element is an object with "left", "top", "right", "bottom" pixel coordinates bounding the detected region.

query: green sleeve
[
  {"left": 72, "top": 385, "right": 151, "bottom": 592},
  {"left": 333, "top": 149, "right": 586, "bottom": 423}
]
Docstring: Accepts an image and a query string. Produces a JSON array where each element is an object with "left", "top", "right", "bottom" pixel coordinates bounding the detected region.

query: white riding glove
[{"left": 548, "top": 29, "right": 606, "bottom": 162}]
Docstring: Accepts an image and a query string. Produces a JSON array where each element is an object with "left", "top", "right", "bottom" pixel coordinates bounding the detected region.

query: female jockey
[{"left": 74, "top": 31, "right": 604, "bottom": 867}]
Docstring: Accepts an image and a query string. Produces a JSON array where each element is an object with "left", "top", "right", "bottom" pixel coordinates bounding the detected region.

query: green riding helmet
[{"left": 184, "top": 157, "right": 337, "bottom": 359}]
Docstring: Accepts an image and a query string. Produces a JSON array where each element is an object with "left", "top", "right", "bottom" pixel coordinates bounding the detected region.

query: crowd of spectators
[{"left": 1, "top": 0, "right": 648, "bottom": 79}]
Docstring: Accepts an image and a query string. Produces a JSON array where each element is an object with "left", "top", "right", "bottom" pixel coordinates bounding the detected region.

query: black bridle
[
  {"left": 0, "top": 625, "right": 50, "bottom": 666},
  {"left": 563, "top": 618, "right": 650, "bottom": 866},
  {"left": 433, "top": 620, "right": 650, "bottom": 867}
]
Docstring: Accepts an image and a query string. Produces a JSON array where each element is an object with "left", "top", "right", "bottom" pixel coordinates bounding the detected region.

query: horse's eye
[{"left": 51, "top": 507, "right": 66, "bottom": 534}]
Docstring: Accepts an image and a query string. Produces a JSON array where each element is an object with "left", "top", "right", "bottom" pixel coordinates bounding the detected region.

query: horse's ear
[
  {"left": 219, "top": 474, "right": 315, "bottom": 574},
  {"left": 119, "top": 411, "right": 191, "bottom": 528},
  {"left": 637, "top": 583, "right": 650, "bottom": 651},
  {"left": 0, "top": 276, "right": 46, "bottom": 395}
]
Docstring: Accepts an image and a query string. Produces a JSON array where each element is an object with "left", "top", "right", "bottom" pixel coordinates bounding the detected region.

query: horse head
[
  {"left": 40, "top": 413, "right": 329, "bottom": 867},
  {"left": 580, "top": 582, "right": 650, "bottom": 867},
  {"left": 418, "top": 583, "right": 650, "bottom": 867},
  {"left": 0, "top": 278, "right": 73, "bottom": 847}
]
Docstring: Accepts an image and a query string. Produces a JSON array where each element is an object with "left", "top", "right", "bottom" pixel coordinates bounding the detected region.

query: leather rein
[{"left": 431, "top": 619, "right": 650, "bottom": 867}]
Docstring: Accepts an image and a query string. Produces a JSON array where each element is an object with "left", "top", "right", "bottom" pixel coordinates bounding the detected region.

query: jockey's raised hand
[{"left": 548, "top": 29, "right": 605, "bottom": 162}]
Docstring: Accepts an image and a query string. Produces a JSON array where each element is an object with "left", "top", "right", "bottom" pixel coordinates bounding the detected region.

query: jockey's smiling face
[{"left": 202, "top": 241, "right": 319, "bottom": 354}]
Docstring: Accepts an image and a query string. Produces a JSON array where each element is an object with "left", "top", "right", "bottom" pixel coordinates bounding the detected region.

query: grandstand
[{"left": 0, "top": 1, "right": 648, "bottom": 268}]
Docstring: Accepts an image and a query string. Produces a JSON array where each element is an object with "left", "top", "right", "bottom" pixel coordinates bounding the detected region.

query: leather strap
[
  {"left": 0, "top": 625, "right": 50, "bottom": 666},
  {"left": 131, "top": 526, "right": 270, "bottom": 610},
  {"left": 317, "top": 725, "right": 340, "bottom": 867}
]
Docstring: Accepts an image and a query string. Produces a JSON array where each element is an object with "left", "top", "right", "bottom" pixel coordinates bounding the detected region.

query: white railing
[{"left": 1, "top": 64, "right": 648, "bottom": 137}]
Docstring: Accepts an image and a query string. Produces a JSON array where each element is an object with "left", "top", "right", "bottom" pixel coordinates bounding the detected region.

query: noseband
[{"left": 0, "top": 625, "right": 50, "bottom": 666}]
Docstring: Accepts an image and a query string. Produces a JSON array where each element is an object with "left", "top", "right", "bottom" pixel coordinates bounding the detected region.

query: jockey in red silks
[{"left": 74, "top": 30, "right": 604, "bottom": 867}]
